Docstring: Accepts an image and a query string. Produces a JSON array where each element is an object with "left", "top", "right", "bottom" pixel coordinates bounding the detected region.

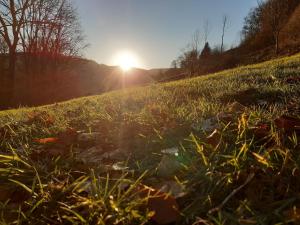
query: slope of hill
[{"left": 1, "top": 54, "right": 300, "bottom": 224}]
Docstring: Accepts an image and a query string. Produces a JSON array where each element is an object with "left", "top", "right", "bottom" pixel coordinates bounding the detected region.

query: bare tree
[
  {"left": 0, "top": 0, "right": 85, "bottom": 105},
  {"left": 177, "top": 47, "right": 199, "bottom": 77},
  {"left": 20, "top": 0, "right": 85, "bottom": 73},
  {"left": 171, "top": 60, "right": 177, "bottom": 69},
  {"left": 203, "top": 20, "right": 211, "bottom": 44},
  {"left": 0, "top": 35, "right": 7, "bottom": 53},
  {"left": 242, "top": 5, "right": 263, "bottom": 43},
  {"left": 0, "top": 35, "right": 7, "bottom": 82},
  {"left": 0, "top": 0, "right": 32, "bottom": 103},
  {"left": 221, "top": 15, "right": 229, "bottom": 53},
  {"left": 185, "top": 30, "right": 203, "bottom": 76},
  {"left": 261, "top": 0, "right": 290, "bottom": 54},
  {"left": 190, "top": 29, "right": 202, "bottom": 52},
  {"left": 242, "top": 0, "right": 299, "bottom": 52}
]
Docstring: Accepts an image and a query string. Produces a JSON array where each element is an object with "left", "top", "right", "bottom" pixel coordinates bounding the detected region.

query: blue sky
[{"left": 73, "top": 0, "right": 258, "bottom": 69}]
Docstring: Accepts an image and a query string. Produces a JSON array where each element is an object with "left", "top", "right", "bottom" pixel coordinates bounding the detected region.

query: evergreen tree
[{"left": 200, "top": 42, "right": 212, "bottom": 58}]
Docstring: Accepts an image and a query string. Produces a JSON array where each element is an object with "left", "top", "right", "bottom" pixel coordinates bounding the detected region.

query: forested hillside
[{"left": 164, "top": 0, "right": 300, "bottom": 82}]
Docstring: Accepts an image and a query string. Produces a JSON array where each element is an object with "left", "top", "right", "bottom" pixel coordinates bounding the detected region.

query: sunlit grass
[{"left": 1, "top": 53, "right": 300, "bottom": 224}]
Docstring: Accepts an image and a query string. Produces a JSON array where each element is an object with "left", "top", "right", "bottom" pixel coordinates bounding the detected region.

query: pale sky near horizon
[{"left": 73, "top": 0, "right": 258, "bottom": 69}]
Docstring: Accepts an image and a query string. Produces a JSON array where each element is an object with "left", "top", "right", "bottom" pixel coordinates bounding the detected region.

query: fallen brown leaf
[
  {"left": 274, "top": 115, "right": 300, "bottom": 134},
  {"left": 138, "top": 185, "right": 180, "bottom": 224},
  {"left": 33, "top": 137, "right": 59, "bottom": 144}
]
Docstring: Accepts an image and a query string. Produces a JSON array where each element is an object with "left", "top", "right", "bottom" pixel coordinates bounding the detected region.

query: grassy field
[{"left": 1, "top": 53, "right": 300, "bottom": 224}]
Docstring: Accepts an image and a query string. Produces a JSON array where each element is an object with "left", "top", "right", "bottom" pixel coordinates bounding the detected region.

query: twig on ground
[{"left": 208, "top": 172, "right": 255, "bottom": 214}]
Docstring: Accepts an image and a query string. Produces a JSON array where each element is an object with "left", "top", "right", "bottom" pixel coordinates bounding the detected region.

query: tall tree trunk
[
  {"left": 6, "top": 50, "right": 16, "bottom": 107},
  {"left": 275, "top": 33, "right": 279, "bottom": 55},
  {"left": 221, "top": 16, "right": 228, "bottom": 53}
]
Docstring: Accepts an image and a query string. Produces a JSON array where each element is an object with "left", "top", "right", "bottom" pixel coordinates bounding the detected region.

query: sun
[{"left": 114, "top": 51, "right": 139, "bottom": 71}]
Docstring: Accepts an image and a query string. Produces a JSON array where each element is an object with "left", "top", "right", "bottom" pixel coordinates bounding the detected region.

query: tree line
[{"left": 171, "top": 15, "right": 229, "bottom": 78}]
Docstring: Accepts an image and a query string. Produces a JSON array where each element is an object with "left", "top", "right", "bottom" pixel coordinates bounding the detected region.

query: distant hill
[{"left": 0, "top": 56, "right": 160, "bottom": 108}]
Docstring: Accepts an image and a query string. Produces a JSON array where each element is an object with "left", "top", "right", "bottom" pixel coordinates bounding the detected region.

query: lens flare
[{"left": 114, "top": 51, "right": 139, "bottom": 71}]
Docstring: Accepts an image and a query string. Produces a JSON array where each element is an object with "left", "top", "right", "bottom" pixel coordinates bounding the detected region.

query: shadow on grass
[{"left": 220, "top": 88, "right": 285, "bottom": 106}]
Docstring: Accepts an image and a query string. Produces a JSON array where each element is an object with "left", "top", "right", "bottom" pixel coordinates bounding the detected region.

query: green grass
[{"left": 1, "top": 53, "right": 300, "bottom": 224}]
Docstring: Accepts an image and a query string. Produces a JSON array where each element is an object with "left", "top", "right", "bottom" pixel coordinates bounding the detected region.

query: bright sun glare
[{"left": 114, "top": 51, "right": 139, "bottom": 71}]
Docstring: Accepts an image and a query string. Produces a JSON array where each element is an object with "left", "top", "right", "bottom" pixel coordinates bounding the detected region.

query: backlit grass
[{"left": 1, "top": 53, "right": 300, "bottom": 224}]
